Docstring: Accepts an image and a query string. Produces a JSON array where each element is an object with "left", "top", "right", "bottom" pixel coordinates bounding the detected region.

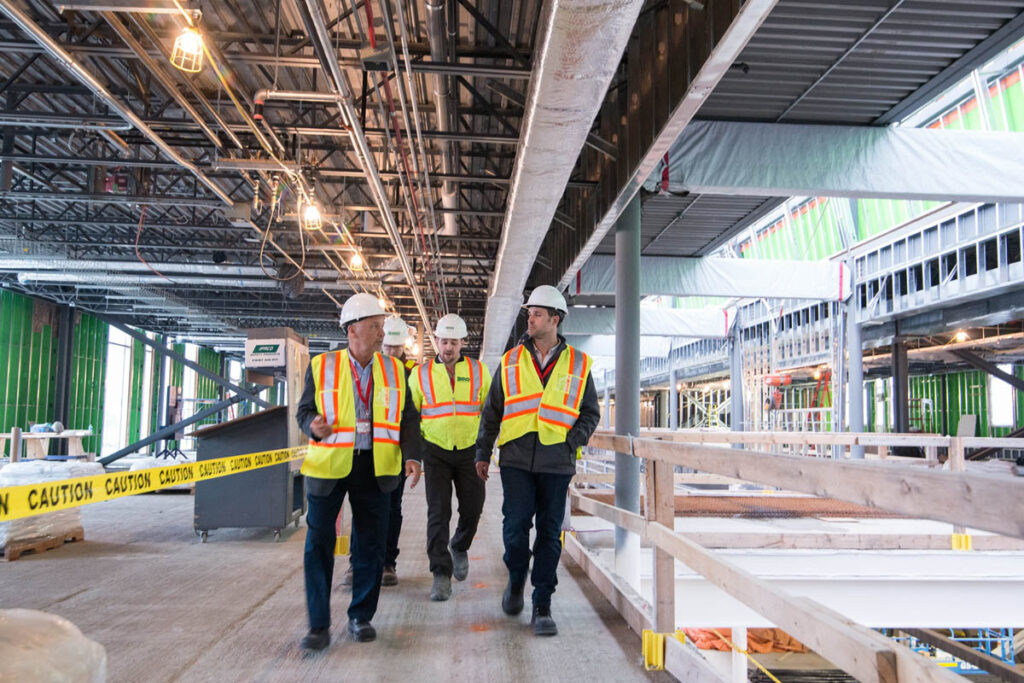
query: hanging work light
[
  {"left": 170, "top": 27, "right": 204, "bottom": 73},
  {"left": 300, "top": 203, "right": 322, "bottom": 231},
  {"left": 377, "top": 297, "right": 387, "bottom": 310},
  {"left": 350, "top": 253, "right": 363, "bottom": 271}
]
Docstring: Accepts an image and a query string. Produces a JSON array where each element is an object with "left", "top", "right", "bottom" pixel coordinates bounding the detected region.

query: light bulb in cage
[
  {"left": 350, "top": 253, "right": 363, "bottom": 271},
  {"left": 171, "top": 27, "right": 204, "bottom": 73},
  {"left": 301, "top": 203, "right": 322, "bottom": 231},
  {"left": 377, "top": 297, "right": 387, "bottom": 310}
]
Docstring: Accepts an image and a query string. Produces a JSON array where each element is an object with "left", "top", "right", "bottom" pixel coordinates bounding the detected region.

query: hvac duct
[
  {"left": 16, "top": 271, "right": 362, "bottom": 290},
  {"left": 425, "top": 0, "right": 458, "bottom": 236},
  {"left": 479, "top": 0, "right": 645, "bottom": 367}
]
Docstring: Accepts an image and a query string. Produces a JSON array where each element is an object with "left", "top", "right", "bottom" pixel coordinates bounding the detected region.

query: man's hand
[
  {"left": 475, "top": 461, "right": 489, "bottom": 481},
  {"left": 405, "top": 460, "right": 422, "bottom": 489},
  {"left": 310, "top": 415, "right": 332, "bottom": 441}
]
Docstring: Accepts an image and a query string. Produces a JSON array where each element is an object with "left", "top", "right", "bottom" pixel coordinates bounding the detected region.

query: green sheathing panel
[
  {"left": 126, "top": 338, "right": 146, "bottom": 444},
  {"left": 149, "top": 334, "right": 164, "bottom": 437},
  {"left": 68, "top": 311, "right": 107, "bottom": 455},
  {"left": 194, "top": 347, "right": 223, "bottom": 427},
  {"left": 0, "top": 291, "right": 59, "bottom": 453}
]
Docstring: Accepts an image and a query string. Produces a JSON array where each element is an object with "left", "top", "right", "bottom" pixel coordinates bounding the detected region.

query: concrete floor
[{"left": 1, "top": 475, "right": 669, "bottom": 683}]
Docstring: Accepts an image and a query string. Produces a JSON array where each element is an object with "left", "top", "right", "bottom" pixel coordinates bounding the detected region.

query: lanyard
[
  {"left": 532, "top": 349, "right": 556, "bottom": 383},
  {"left": 350, "top": 357, "right": 372, "bottom": 411}
]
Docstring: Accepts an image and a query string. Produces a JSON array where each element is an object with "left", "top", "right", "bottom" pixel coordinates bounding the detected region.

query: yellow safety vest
[
  {"left": 410, "top": 357, "right": 490, "bottom": 450},
  {"left": 497, "top": 344, "right": 592, "bottom": 450},
  {"left": 301, "top": 349, "right": 405, "bottom": 480}
]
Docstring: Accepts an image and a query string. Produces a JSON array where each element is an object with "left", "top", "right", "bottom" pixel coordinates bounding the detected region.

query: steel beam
[
  {"left": 97, "top": 315, "right": 273, "bottom": 409},
  {"left": 98, "top": 387, "right": 268, "bottom": 464},
  {"left": 951, "top": 349, "right": 1024, "bottom": 393}
]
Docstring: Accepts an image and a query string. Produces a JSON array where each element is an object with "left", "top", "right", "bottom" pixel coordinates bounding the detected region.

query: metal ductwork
[
  {"left": 16, "top": 271, "right": 360, "bottom": 290},
  {"left": 479, "top": 0, "right": 645, "bottom": 368},
  {"left": 425, "top": 0, "right": 458, "bottom": 236},
  {"left": 0, "top": 257, "right": 338, "bottom": 279}
]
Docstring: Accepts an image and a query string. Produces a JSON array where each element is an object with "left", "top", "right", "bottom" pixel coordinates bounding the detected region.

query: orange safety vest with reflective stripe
[
  {"left": 301, "top": 349, "right": 405, "bottom": 480},
  {"left": 410, "top": 357, "right": 490, "bottom": 450},
  {"left": 496, "top": 344, "right": 592, "bottom": 451}
]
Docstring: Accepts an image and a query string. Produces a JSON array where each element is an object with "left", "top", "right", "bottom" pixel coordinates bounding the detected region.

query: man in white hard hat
[
  {"left": 295, "top": 293, "right": 423, "bottom": 651},
  {"left": 409, "top": 313, "right": 489, "bottom": 601},
  {"left": 475, "top": 285, "right": 600, "bottom": 636},
  {"left": 341, "top": 314, "right": 418, "bottom": 589}
]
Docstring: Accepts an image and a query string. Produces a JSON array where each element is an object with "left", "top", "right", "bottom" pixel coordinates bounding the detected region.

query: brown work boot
[{"left": 381, "top": 565, "right": 398, "bottom": 586}]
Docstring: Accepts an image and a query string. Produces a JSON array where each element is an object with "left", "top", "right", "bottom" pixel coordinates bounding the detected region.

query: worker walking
[
  {"left": 341, "top": 314, "right": 417, "bottom": 589},
  {"left": 296, "top": 294, "right": 422, "bottom": 651},
  {"left": 409, "top": 313, "right": 490, "bottom": 602},
  {"left": 475, "top": 286, "right": 600, "bottom": 636}
]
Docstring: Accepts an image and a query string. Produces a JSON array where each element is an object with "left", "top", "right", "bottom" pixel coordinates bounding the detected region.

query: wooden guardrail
[{"left": 566, "top": 429, "right": 1024, "bottom": 683}]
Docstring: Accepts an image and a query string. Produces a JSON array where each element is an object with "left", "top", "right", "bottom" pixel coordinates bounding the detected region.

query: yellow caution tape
[{"left": 0, "top": 446, "right": 306, "bottom": 523}]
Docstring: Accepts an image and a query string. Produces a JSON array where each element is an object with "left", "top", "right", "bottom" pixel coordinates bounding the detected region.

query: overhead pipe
[
  {"left": 0, "top": 0, "right": 234, "bottom": 206},
  {"left": 297, "top": 0, "right": 434, "bottom": 345},
  {"left": 0, "top": 112, "right": 132, "bottom": 131},
  {"left": 425, "top": 0, "right": 458, "bottom": 236}
]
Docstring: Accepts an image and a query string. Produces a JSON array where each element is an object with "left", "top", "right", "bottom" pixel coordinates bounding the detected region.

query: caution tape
[{"left": 0, "top": 446, "right": 306, "bottom": 523}]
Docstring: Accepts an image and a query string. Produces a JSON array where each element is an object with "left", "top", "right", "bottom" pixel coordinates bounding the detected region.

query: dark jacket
[
  {"left": 475, "top": 337, "right": 600, "bottom": 475},
  {"left": 296, "top": 354, "right": 423, "bottom": 494}
]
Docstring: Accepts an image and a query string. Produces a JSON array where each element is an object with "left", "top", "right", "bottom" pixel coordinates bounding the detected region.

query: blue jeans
[
  {"left": 304, "top": 451, "right": 388, "bottom": 629},
  {"left": 500, "top": 465, "right": 573, "bottom": 608}
]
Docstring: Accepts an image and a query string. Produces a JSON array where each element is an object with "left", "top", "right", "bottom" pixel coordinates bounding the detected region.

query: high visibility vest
[
  {"left": 301, "top": 349, "right": 405, "bottom": 480},
  {"left": 497, "top": 344, "right": 592, "bottom": 450},
  {"left": 410, "top": 357, "right": 490, "bottom": 450}
]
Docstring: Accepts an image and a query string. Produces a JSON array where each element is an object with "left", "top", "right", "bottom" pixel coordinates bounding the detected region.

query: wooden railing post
[{"left": 644, "top": 450, "right": 675, "bottom": 632}]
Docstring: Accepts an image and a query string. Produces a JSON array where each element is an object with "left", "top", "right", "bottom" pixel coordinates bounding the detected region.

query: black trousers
[
  {"left": 304, "top": 451, "right": 388, "bottom": 628},
  {"left": 350, "top": 470, "right": 405, "bottom": 569},
  {"left": 500, "top": 465, "right": 573, "bottom": 608},
  {"left": 423, "top": 446, "right": 485, "bottom": 577}
]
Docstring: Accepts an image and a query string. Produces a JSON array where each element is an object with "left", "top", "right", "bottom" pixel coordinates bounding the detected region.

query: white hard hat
[
  {"left": 523, "top": 285, "right": 568, "bottom": 315},
  {"left": 339, "top": 292, "right": 385, "bottom": 328},
  {"left": 434, "top": 313, "right": 468, "bottom": 340},
  {"left": 383, "top": 315, "right": 410, "bottom": 345}
]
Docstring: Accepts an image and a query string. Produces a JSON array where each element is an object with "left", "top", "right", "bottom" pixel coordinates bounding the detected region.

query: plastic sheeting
[
  {"left": 645, "top": 120, "right": 1024, "bottom": 202},
  {"left": 562, "top": 306, "right": 734, "bottom": 338},
  {"left": 575, "top": 254, "right": 851, "bottom": 301},
  {"left": 0, "top": 460, "right": 103, "bottom": 548},
  {"left": 0, "top": 609, "right": 107, "bottom": 682}
]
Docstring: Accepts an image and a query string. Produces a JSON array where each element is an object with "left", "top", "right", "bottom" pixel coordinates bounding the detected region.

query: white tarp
[
  {"left": 575, "top": 254, "right": 851, "bottom": 301},
  {"left": 562, "top": 306, "right": 734, "bottom": 338},
  {"left": 644, "top": 120, "right": 1024, "bottom": 202}
]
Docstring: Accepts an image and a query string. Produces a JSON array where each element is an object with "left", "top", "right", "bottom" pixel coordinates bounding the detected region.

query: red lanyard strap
[
  {"left": 532, "top": 351, "right": 556, "bottom": 383},
  {"left": 350, "top": 358, "right": 372, "bottom": 411}
]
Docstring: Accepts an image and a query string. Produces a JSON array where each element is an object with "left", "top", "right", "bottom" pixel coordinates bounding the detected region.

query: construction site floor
[{"left": 0, "top": 474, "right": 669, "bottom": 682}]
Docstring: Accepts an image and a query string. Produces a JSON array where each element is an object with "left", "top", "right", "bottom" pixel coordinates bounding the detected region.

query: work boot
[
  {"left": 531, "top": 606, "right": 558, "bottom": 637},
  {"left": 450, "top": 543, "right": 469, "bottom": 582},
  {"left": 340, "top": 564, "right": 353, "bottom": 587},
  {"left": 381, "top": 565, "right": 398, "bottom": 587},
  {"left": 430, "top": 573, "right": 452, "bottom": 601},
  {"left": 501, "top": 580, "right": 524, "bottom": 616},
  {"left": 300, "top": 628, "right": 330, "bottom": 651},
  {"left": 347, "top": 618, "right": 376, "bottom": 642}
]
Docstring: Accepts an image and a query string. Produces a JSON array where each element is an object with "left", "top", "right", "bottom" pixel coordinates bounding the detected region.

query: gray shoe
[
  {"left": 430, "top": 573, "right": 452, "bottom": 601},
  {"left": 450, "top": 543, "right": 469, "bottom": 582},
  {"left": 532, "top": 606, "right": 558, "bottom": 637}
]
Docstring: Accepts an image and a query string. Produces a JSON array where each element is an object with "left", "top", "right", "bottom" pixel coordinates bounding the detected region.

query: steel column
[
  {"left": 614, "top": 193, "right": 641, "bottom": 587},
  {"left": 847, "top": 299, "right": 865, "bottom": 458},
  {"left": 669, "top": 367, "right": 678, "bottom": 431},
  {"left": 51, "top": 304, "right": 75, "bottom": 454},
  {"left": 729, "top": 319, "right": 744, "bottom": 434},
  {"left": 893, "top": 337, "right": 910, "bottom": 433}
]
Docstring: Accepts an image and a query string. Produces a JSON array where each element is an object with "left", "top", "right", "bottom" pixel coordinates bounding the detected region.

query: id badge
[{"left": 356, "top": 419, "right": 371, "bottom": 436}]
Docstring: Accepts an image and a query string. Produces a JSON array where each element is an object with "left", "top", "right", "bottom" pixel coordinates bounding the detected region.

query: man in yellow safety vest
[
  {"left": 295, "top": 293, "right": 422, "bottom": 651},
  {"left": 409, "top": 313, "right": 489, "bottom": 601},
  {"left": 475, "top": 286, "right": 600, "bottom": 637},
  {"left": 341, "top": 314, "right": 418, "bottom": 589}
]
